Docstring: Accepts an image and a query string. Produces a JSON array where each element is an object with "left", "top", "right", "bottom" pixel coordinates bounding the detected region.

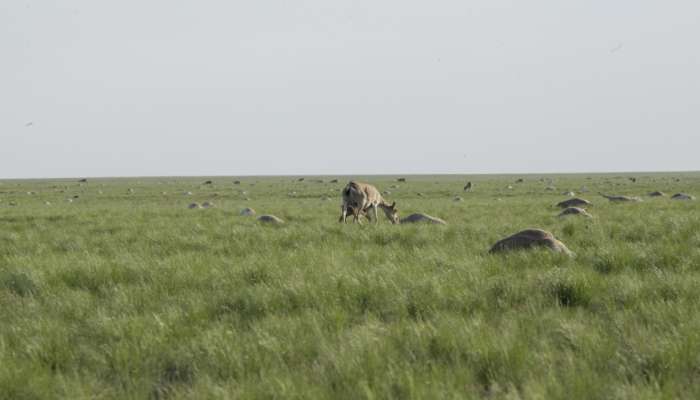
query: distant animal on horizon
[
  {"left": 340, "top": 181, "right": 399, "bottom": 224},
  {"left": 464, "top": 182, "right": 472, "bottom": 192}
]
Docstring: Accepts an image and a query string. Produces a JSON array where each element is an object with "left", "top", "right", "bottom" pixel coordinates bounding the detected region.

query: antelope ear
[{"left": 390, "top": 201, "right": 396, "bottom": 208}]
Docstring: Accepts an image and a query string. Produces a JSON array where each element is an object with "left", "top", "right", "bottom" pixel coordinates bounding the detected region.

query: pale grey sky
[{"left": 2, "top": 0, "right": 699, "bottom": 178}]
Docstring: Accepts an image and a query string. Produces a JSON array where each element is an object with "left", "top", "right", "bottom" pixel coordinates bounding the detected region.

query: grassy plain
[{"left": 1, "top": 172, "right": 699, "bottom": 399}]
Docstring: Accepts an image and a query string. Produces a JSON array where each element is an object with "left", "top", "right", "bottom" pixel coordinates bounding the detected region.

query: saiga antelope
[{"left": 339, "top": 181, "right": 399, "bottom": 224}]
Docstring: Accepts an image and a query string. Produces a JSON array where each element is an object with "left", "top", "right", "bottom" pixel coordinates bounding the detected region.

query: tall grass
[{"left": 1, "top": 173, "right": 699, "bottom": 398}]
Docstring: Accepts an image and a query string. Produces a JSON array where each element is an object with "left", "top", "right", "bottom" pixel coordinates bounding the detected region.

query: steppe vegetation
[{"left": 1, "top": 173, "right": 699, "bottom": 399}]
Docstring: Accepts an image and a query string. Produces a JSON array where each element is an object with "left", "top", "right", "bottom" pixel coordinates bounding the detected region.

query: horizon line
[{"left": 1, "top": 169, "right": 699, "bottom": 181}]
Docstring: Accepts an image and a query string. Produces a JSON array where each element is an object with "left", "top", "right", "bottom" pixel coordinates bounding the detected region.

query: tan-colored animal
[
  {"left": 489, "top": 229, "right": 572, "bottom": 256},
  {"left": 340, "top": 181, "right": 399, "bottom": 224}
]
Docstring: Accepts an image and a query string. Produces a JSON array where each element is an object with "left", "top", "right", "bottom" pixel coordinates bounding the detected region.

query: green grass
[{"left": 1, "top": 172, "right": 699, "bottom": 399}]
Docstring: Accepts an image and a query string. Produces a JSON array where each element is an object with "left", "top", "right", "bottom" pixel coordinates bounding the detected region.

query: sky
[{"left": 2, "top": 0, "right": 699, "bottom": 179}]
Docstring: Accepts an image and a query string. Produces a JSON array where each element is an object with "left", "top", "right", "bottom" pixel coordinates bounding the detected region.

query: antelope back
[{"left": 343, "top": 181, "right": 382, "bottom": 208}]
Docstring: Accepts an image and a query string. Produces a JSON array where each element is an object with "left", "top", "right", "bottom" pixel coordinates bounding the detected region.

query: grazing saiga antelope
[{"left": 339, "top": 181, "right": 399, "bottom": 224}]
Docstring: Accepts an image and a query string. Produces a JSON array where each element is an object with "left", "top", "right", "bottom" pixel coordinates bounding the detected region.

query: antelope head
[{"left": 381, "top": 201, "right": 400, "bottom": 224}]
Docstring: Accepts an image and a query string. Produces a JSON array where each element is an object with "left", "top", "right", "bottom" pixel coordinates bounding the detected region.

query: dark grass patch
[
  {"left": 0, "top": 364, "right": 55, "bottom": 400},
  {"left": 241, "top": 266, "right": 272, "bottom": 286},
  {"left": 592, "top": 254, "right": 622, "bottom": 274},
  {"left": 0, "top": 270, "right": 38, "bottom": 297},
  {"left": 561, "top": 223, "right": 576, "bottom": 238},
  {"left": 212, "top": 295, "right": 268, "bottom": 324},
  {"left": 427, "top": 336, "right": 460, "bottom": 365},
  {"left": 55, "top": 265, "right": 142, "bottom": 295},
  {"left": 485, "top": 277, "right": 529, "bottom": 309},
  {"left": 52, "top": 239, "right": 84, "bottom": 253},
  {"left": 470, "top": 346, "right": 529, "bottom": 394},
  {"left": 161, "top": 359, "right": 195, "bottom": 385},
  {"left": 551, "top": 283, "right": 589, "bottom": 307},
  {"left": 405, "top": 288, "right": 438, "bottom": 321},
  {"left": 151, "top": 357, "right": 196, "bottom": 400},
  {"left": 335, "top": 277, "right": 401, "bottom": 321},
  {"left": 543, "top": 275, "right": 592, "bottom": 308}
]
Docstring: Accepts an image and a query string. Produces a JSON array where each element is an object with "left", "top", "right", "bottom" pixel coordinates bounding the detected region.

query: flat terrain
[{"left": 1, "top": 173, "right": 699, "bottom": 399}]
